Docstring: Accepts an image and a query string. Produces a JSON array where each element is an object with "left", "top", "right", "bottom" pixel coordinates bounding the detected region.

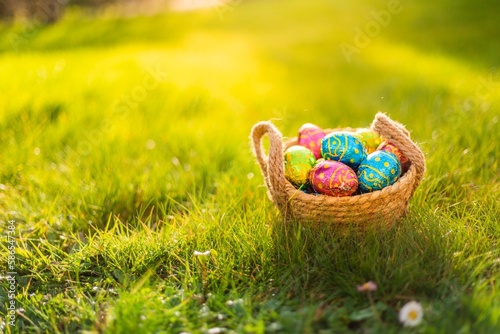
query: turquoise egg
[
  {"left": 357, "top": 151, "right": 401, "bottom": 193},
  {"left": 320, "top": 131, "right": 367, "bottom": 169}
]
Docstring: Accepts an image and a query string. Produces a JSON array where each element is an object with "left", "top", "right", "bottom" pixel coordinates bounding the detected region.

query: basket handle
[
  {"left": 250, "top": 121, "right": 287, "bottom": 206},
  {"left": 371, "top": 112, "right": 426, "bottom": 191}
]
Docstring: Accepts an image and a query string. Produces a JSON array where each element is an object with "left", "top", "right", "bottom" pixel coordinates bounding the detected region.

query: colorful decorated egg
[
  {"left": 357, "top": 151, "right": 401, "bottom": 193},
  {"left": 310, "top": 160, "right": 358, "bottom": 196},
  {"left": 377, "top": 141, "right": 411, "bottom": 174},
  {"left": 320, "top": 131, "right": 367, "bottom": 169},
  {"left": 284, "top": 145, "right": 317, "bottom": 187},
  {"left": 298, "top": 123, "right": 326, "bottom": 159},
  {"left": 355, "top": 128, "right": 383, "bottom": 154}
]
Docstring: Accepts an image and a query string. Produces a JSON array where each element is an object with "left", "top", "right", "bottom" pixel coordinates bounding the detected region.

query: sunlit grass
[{"left": 0, "top": 0, "right": 499, "bottom": 332}]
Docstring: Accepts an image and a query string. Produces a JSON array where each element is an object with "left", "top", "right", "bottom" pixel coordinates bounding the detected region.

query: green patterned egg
[{"left": 284, "top": 145, "right": 317, "bottom": 188}]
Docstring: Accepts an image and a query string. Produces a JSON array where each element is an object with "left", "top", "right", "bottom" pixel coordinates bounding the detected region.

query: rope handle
[
  {"left": 371, "top": 112, "right": 426, "bottom": 189},
  {"left": 250, "top": 122, "right": 285, "bottom": 198},
  {"left": 371, "top": 112, "right": 425, "bottom": 194}
]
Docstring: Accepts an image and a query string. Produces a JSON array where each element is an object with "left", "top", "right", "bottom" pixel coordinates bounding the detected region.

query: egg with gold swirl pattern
[
  {"left": 310, "top": 160, "right": 358, "bottom": 196},
  {"left": 357, "top": 151, "right": 401, "bottom": 193},
  {"left": 320, "top": 131, "right": 367, "bottom": 169}
]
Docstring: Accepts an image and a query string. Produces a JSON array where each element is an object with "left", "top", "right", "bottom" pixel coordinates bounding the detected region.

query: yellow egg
[{"left": 355, "top": 128, "right": 383, "bottom": 154}]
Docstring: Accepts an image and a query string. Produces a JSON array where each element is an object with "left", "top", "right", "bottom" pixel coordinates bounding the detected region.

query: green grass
[{"left": 1, "top": 0, "right": 499, "bottom": 332}]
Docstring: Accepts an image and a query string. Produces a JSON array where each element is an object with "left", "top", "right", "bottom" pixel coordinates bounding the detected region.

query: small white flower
[
  {"left": 399, "top": 301, "right": 423, "bottom": 327},
  {"left": 194, "top": 250, "right": 211, "bottom": 256}
]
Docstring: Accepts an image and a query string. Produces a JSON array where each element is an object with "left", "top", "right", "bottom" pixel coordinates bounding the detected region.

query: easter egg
[
  {"left": 298, "top": 123, "right": 326, "bottom": 159},
  {"left": 320, "top": 131, "right": 367, "bottom": 169},
  {"left": 357, "top": 151, "right": 401, "bottom": 193},
  {"left": 377, "top": 141, "right": 411, "bottom": 174},
  {"left": 355, "top": 128, "right": 383, "bottom": 154},
  {"left": 310, "top": 160, "right": 358, "bottom": 196},
  {"left": 284, "top": 145, "right": 317, "bottom": 187}
]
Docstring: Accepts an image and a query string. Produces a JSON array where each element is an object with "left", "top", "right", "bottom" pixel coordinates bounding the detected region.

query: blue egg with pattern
[
  {"left": 357, "top": 151, "right": 401, "bottom": 193},
  {"left": 320, "top": 131, "right": 367, "bottom": 169}
]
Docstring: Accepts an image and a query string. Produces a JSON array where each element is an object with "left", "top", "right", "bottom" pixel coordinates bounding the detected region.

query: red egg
[
  {"left": 298, "top": 123, "right": 326, "bottom": 159},
  {"left": 377, "top": 141, "right": 411, "bottom": 174}
]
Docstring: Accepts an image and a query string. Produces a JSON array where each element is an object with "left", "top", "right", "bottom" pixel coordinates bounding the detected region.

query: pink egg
[
  {"left": 298, "top": 123, "right": 326, "bottom": 159},
  {"left": 310, "top": 160, "right": 358, "bottom": 196}
]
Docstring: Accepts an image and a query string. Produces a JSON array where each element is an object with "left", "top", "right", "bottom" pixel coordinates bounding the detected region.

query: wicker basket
[{"left": 250, "top": 112, "right": 426, "bottom": 227}]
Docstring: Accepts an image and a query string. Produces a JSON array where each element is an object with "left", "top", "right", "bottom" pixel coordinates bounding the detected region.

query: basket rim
[{"left": 282, "top": 166, "right": 417, "bottom": 203}]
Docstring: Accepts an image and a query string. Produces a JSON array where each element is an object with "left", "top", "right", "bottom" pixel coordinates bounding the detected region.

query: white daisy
[{"left": 399, "top": 301, "right": 423, "bottom": 327}]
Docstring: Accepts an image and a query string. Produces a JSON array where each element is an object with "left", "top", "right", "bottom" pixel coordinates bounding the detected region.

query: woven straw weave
[{"left": 250, "top": 113, "right": 426, "bottom": 227}]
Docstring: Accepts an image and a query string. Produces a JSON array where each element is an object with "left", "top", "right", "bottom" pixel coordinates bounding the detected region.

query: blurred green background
[
  {"left": 0, "top": 0, "right": 499, "bottom": 332},
  {"left": 1, "top": 0, "right": 498, "bottom": 217}
]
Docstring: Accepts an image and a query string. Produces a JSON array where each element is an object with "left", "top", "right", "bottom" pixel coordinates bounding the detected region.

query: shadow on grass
[{"left": 265, "top": 210, "right": 468, "bottom": 325}]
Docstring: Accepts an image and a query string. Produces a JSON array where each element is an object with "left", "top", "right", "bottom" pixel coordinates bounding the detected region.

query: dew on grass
[
  {"left": 37, "top": 67, "right": 47, "bottom": 79},
  {"left": 199, "top": 304, "right": 210, "bottom": 317},
  {"left": 54, "top": 60, "right": 66, "bottom": 72},
  {"left": 226, "top": 298, "right": 244, "bottom": 306},
  {"left": 146, "top": 139, "right": 156, "bottom": 150},
  {"left": 267, "top": 322, "right": 283, "bottom": 332},
  {"left": 172, "top": 157, "right": 180, "bottom": 166}
]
